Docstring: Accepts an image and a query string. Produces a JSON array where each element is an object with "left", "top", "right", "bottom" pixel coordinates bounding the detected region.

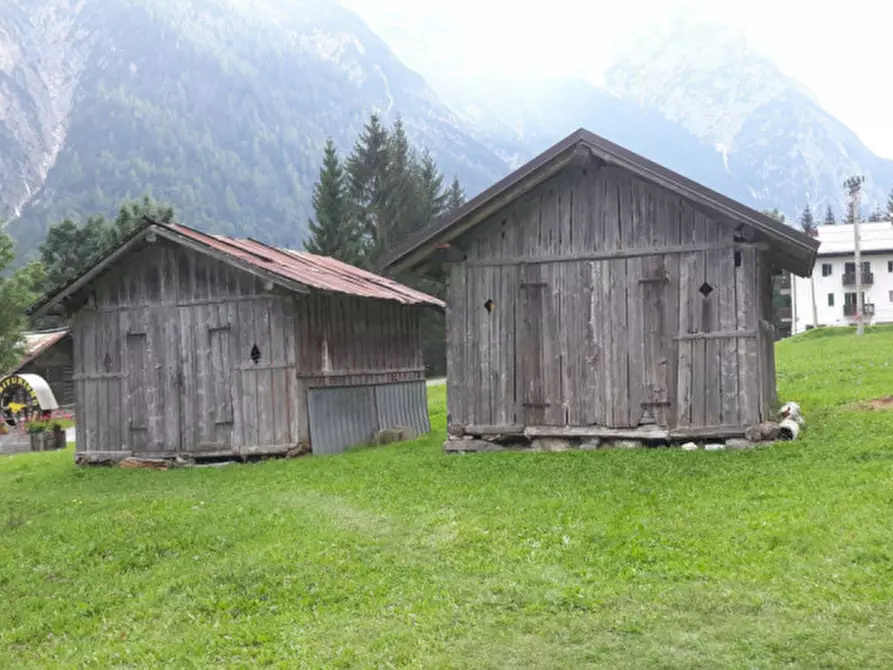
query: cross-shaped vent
[{"left": 699, "top": 282, "right": 714, "bottom": 298}]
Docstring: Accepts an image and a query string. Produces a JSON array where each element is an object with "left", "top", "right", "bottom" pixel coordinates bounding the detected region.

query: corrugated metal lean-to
[{"left": 308, "top": 381, "right": 431, "bottom": 456}]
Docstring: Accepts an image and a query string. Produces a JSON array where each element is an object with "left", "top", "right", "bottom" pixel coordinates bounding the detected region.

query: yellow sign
[{"left": 0, "top": 375, "right": 43, "bottom": 424}]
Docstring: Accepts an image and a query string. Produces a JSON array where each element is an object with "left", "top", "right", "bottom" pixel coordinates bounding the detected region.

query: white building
[{"left": 792, "top": 221, "right": 893, "bottom": 334}]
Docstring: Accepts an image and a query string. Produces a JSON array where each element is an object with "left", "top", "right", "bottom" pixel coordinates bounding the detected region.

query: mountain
[
  {"left": 4, "top": 5, "right": 892, "bottom": 262},
  {"left": 440, "top": 22, "right": 893, "bottom": 222},
  {"left": 603, "top": 22, "right": 893, "bottom": 218},
  {"left": 0, "top": 0, "right": 510, "bottom": 258}
]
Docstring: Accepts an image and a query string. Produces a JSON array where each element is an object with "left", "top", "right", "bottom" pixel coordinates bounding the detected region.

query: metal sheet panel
[
  {"left": 308, "top": 385, "right": 377, "bottom": 456},
  {"left": 307, "top": 381, "right": 431, "bottom": 456},
  {"left": 375, "top": 381, "right": 430, "bottom": 437}
]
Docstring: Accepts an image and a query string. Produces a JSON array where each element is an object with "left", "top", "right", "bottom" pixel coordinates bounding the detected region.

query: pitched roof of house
[
  {"left": 810, "top": 221, "right": 893, "bottom": 256},
  {"left": 379, "top": 128, "right": 820, "bottom": 277},
  {"left": 30, "top": 221, "right": 444, "bottom": 316},
  {"left": 5, "top": 328, "right": 70, "bottom": 375}
]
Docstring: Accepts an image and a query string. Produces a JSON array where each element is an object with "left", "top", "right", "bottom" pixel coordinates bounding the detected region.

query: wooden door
[
  {"left": 518, "top": 263, "right": 563, "bottom": 426},
  {"left": 638, "top": 257, "right": 673, "bottom": 427},
  {"left": 519, "top": 264, "right": 546, "bottom": 425},
  {"left": 124, "top": 307, "right": 181, "bottom": 453},
  {"left": 177, "top": 304, "right": 236, "bottom": 454}
]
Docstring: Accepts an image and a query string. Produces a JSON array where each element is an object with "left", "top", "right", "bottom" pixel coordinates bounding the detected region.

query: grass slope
[{"left": 3, "top": 329, "right": 893, "bottom": 667}]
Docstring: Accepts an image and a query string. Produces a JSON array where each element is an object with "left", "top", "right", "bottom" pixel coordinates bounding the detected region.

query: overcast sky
[{"left": 342, "top": 0, "right": 893, "bottom": 158}]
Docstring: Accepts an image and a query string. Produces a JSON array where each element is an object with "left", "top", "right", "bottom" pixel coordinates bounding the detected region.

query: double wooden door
[
  {"left": 516, "top": 258, "right": 673, "bottom": 429},
  {"left": 123, "top": 305, "right": 235, "bottom": 453}
]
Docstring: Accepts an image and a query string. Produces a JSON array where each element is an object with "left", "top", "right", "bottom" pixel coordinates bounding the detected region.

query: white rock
[
  {"left": 704, "top": 443, "right": 726, "bottom": 451},
  {"left": 579, "top": 439, "right": 601, "bottom": 451},
  {"left": 681, "top": 442, "right": 699, "bottom": 451}
]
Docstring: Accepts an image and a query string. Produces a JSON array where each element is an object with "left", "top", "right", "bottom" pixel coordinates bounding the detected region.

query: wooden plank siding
[
  {"left": 70, "top": 239, "right": 428, "bottom": 458},
  {"left": 447, "top": 160, "right": 771, "bottom": 437}
]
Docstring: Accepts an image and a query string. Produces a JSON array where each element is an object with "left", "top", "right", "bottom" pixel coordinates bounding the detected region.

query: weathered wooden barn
[
  {"left": 6, "top": 328, "right": 75, "bottom": 408},
  {"left": 382, "top": 129, "right": 820, "bottom": 444},
  {"left": 31, "top": 221, "right": 443, "bottom": 463}
]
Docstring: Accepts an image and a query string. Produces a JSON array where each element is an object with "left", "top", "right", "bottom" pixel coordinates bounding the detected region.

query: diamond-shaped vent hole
[
  {"left": 103, "top": 352, "right": 112, "bottom": 373},
  {"left": 699, "top": 282, "right": 714, "bottom": 297},
  {"left": 250, "top": 344, "right": 261, "bottom": 365}
]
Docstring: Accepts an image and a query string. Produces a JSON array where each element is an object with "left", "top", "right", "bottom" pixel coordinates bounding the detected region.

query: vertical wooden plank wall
[
  {"left": 73, "top": 240, "right": 304, "bottom": 456},
  {"left": 448, "top": 161, "right": 770, "bottom": 434}
]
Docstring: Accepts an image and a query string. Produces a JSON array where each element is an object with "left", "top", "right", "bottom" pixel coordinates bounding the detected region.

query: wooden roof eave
[{"left": 381, "top": 129, "right": 820, "bottom": 278}]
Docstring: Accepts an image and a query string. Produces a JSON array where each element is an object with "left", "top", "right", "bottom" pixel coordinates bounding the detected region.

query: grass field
[{"left": 3, "top": 327, "right": 893, "bottom": 667}]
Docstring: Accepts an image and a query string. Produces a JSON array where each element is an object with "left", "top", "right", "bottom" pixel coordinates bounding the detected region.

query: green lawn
[{"left": 3, "top": 328, "right": 893, "bottom": 668}]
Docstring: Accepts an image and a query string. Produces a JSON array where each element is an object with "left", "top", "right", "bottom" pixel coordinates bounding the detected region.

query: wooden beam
[
  {"left": 464, "top": 424, "right": 525, "bottom": 436},
  {"left": 297, "top": 366, "right": 426, "bottom": 379},
  {"left": 465, "top": 241, "right": 769, "bottom": 268},
  {"left": 523, "top": 425, "right": 670, "bottom": 440},
  {"left": 674, "top": 330, "right": 759, "bottom": 341}
]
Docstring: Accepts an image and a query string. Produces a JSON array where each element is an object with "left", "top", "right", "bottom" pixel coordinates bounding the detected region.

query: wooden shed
[
  {"left": 31, "top": 221, "right": 443, "bottom": 463},
  {"left": 6, "top": 328, "right": 75, "bottom": 408},
  {"left": 382, "top": 129, "right": 819, "bottom": 445}
]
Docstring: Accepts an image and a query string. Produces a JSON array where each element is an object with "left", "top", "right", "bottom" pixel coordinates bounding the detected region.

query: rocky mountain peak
[{"left": 605, "top": 20, "right": 808, "bottom": 151}]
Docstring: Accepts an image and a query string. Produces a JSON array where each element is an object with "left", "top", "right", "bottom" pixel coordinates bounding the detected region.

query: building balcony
[
  {"left": 844, "top": 303, "right": 875, "bottom": 318},
  {"left": 842, "top": 271, "right": 874, "bottom": 286}
]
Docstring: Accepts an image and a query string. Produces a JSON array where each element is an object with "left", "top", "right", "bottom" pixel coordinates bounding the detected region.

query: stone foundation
[{"left": 444, "top": 433, "right": 774, "bottom": 453}]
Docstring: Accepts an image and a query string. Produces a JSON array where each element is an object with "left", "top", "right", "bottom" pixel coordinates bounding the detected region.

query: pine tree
[
  {"left": 379, "top": 116, "right": 418, "bottom": 253},
  {"left": 416, "top": 149, "right": 448, "bottom": 226},
  {"left": 887, "top": 184, "right": 893, "bottom": 220},
  {"left": 824, "top": 205, "right": 836, "bottom": 226},
  {"left": 446, "top": 176, "right": 466, "bottom": 213},
  {"left": 346, "top": 114, "right": 389, "bottom": 259},
  {"left": 799, "top": 204, "right": 816, "bottom": 235},
  {"left": 304, "top": 139, "right": 360, "bottom": 264}
]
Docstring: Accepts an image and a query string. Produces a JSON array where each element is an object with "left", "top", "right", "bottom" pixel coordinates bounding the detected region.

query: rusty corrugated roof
[
  {"left": 166, "top": 224, "right": 444, "bottom": 307},
  {"left": 6, "top": 328, "right": 70, "bottom": 375}
]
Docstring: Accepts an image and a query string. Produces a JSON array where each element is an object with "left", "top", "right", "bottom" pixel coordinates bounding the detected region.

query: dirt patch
[{"left": 856, "top": 397, "right": 893, "bottom": 411}]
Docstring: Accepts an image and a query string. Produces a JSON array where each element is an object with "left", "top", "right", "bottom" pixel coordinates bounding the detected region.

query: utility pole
[{"left": 845, "top": 176, "right": 866, "bottom": 335}]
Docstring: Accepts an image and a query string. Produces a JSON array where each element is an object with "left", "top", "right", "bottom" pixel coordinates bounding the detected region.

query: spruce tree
[
  {"left": 446, "top": 176, "right": 466, "bottom": 213},
  {"left": 304, "top": 139, "right": 359, "bottom": 264},
  {"left": 824, "top": 205, "right": 836, "bottom": 226},
  {"left": 799, "top": 204, "right": 816, "bottom": 235},
  {"left": 416, "top": 149, "right": 448, "bottom": 226},
  {"left": 346, "top": 114, "right": 389, "bottom": 260},
  {"left": 379, "top": 116, "right": 418, "bottom": 253},
  {"left": 887, "top": 184, "right": 893, "bottom": 220}
]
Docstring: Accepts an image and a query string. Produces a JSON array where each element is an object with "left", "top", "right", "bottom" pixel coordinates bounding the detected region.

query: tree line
[
  {"left": 794, "top": 183, "right": 893, "bottom": 236},
  {"left": 304, "top": 113, "right": 464, "bottom": 268}
]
